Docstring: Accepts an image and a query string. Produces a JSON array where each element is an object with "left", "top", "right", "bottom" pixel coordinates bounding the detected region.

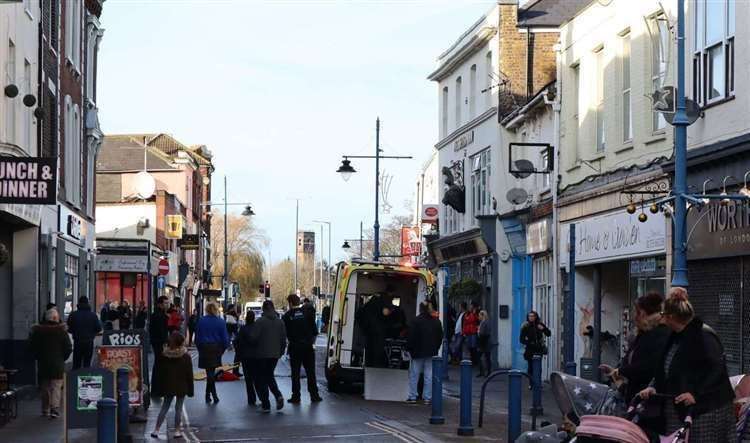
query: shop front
[
  {"left": 526, "top": 217, "right": 555, "bottom": 379},
  {"left": 94, "top": 239, "right": 159, "bottom": 316},
  {"left": 560, "top": 209, "right": 667, "bottom": 377}
]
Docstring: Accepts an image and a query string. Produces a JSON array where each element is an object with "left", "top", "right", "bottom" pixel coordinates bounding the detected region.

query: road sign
[
  {"left": 158, "top": 258, "right": 169, "bottom": 275},
  {"left": 157, "top": 276, "right": 165, "bottom": 289}
]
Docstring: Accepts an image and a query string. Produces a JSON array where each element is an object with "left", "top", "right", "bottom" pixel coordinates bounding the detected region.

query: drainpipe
[{"left": 548, "top": 41, "right": 563, "bottom": 373}]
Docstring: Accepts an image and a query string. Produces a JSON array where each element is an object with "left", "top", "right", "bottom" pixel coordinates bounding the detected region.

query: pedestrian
[
  {"left": 117, "top": 299, "right": 132, "bottom": 330},
  {"left": 249, "top": 300, "right": 286, "bottom": 413},
  {"left": 225, "top": 306, "right": 238, "bottom": 344},
  {"left": 461, "top": 302, "right": 480, "bottom": 364},
  {"left": 101, "top": 300, "right": 113, "bottom": 331},
  {"left": 195, "top": 302, "right": 230, "bottom": 404},
  {"left": 149, "top": 296, "right": 170, "bottom": 397},
  {"left": 66, "top": 296, "right": 102, "bottom": 370},
  {"left": 477, "top": 310, "right": 491, "bottom": 377},
  {"left": 320, "top": 303, "right": 331, "bottom": 334},
  {"left": 150, "top": 332, "right": 194, "bottom": 440},
  {"left": 520, "top": 311, "right": 551, "bottom": 384},
  {"left": 187, "top": 309, "right": 198, "bottom": 347},
  {"left": 109, "top": 301, "right": 120, "bottom": 330},
  {"left": 29, "top": 308, "right": 72, "bottom": 419},
  {"left": 236, "top": 310, "right": 259, "bottom": 406},
  {"left": 283, "top": 293, "right": 322, "bottom": 404},
  {"left": 134, "top": 301, "right": 148, "bottom": 330},
  {"left": 167, "top": 306, "right": 184, "bottom": 334},
  {"left": 450, "top": 302, "right": 467, "bottom": 364},
  {"left": 406, "top": 301, "right": 442, "bottom": 404},
  {"left": 639, "top": 287, "right": 736, "bottom": 442},
  {"left": 600, "top": 291, "right": 670, "bottom": 403}
]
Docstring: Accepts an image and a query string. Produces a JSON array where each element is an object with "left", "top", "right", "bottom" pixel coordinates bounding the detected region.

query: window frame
[
  {"left": 470, "top": 148, "right": 492, "bottom": 219},
  {"left": 621, "top": 31, "right": 632, "bottom": 143},
  {"left": 594, "top": 47, "right": 605, "bottom": 153},
  {"left": 693, "top": 0, "right": 735, "bottom": 106},
  {"left": 455, "top": 76, "right": 463, "bottom": 128}
]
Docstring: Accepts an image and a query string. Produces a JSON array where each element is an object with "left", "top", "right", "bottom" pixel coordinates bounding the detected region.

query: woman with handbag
[{"left": 520, "top": 311, "right": 550, "bottom": 385}]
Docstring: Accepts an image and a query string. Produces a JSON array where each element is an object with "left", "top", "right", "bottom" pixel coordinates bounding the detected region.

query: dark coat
[
  {"left": 66, "top": 303, "right": 102, "bottom": 343},
  {"left": 283, "top": 306, "right": 318, "bottom": 350},
  {"left": 154, "top": 346, "right": 194, "bottom": 397},
  {"left": 654, "top": 317, "right": 734, "bottom": 417},
  {"left": 117, "top": 305, "right": 132, "bottom": 330},
  {"left": 149, "top": 309, "right": 169, "bottom": 346},
  {"left": 249, "top": 310, "right": 286, "bottom": 359},
  {"left": 407, "top": 313, "right": 443, "bottom": 359},
  {"left": 520, "top": 321, "right": 551, "bottom": 359},
  {"left": 29, "top": 322, "right": 72, "bottom": 379},
  {"left": 618, "top": 323, "right": 670, "bottom": 402},
  {"left": 236, "top": 322, "right": 258, "bottom": 361},
  {"left": 134, "top": 308, "right": 147, "bottom": 329}
]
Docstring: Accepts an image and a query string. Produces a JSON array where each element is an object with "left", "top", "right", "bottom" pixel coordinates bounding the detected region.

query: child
[{"left": 151, "top": 332, "right": 194, "bottom": 439}]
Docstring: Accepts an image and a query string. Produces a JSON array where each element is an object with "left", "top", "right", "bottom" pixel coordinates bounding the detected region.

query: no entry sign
[{"left": 158, "top": 258, "right": 169, "bottom": 275}]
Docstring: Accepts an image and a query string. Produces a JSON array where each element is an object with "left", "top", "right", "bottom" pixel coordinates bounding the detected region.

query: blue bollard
[
  {"left": 508, "top": 371, "right": 523, "bottom": 442},
  {"left": 429, "top": 356, "right": 445, "bottom": 425},
  {"left": 97, "top": 398, "right": 117, "bottom": 443},
  {"left": 531, "top": 355, "right": 543, "bottom": 416},
  {"left": 456, "top": 360, "right": 474, "bottom": 436},
  {"left": 117, "top": 367, "right": 132, "bottom": 443}
]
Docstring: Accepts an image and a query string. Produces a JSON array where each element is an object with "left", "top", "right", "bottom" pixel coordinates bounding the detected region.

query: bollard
[
  {"left": 117, "top": 367, "right": 132, "bottom": 443},
  {"left": 531, "top": 355, "right": 543, "bottom": 416},
  {"left": 97, "top": 398, "right": 117, "bottom": 443},
  {"left": 456, "top": 360, "right": 474, "bottom": 436},
  {"left": 429, "top": 356, "right": 445, "bottom": 425},
  {"left": 508, "top": 371, "right": 523, "bottom": 442}
]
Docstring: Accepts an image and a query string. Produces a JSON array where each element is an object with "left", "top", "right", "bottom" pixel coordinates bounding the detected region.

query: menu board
[{"left": 97, "top": 345, "right": 143, "bottom": 406}]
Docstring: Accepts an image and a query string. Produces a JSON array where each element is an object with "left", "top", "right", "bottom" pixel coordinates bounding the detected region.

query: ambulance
[{"left": 324, "top": 260, "right": 438, "bottom": 397}]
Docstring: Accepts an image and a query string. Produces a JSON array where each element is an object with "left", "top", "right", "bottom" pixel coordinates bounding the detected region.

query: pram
[{"left": 384, "top": 338, "right": 409, "bottom": 370}]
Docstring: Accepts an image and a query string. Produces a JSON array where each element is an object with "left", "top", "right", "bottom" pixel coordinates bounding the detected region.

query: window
[
  {"left": 540, "top": 150, "right": 550, "bottom": 189},
  {"left": 64, "top": 96, "right": 81, "bottom": 206},
  {"left": 469, "top": 65, "right": 477, "bottom": 119},
  {"left": 66, "top": 0, "right": 82, "bottom": 67},
  {"left": 23, "top": 60, "right": 32, "bottom": 152},
  {"left": 471, "top": 149, "right": 492, "bottom": 218},
  {"left": 5, "top": 40, "right": 17, "bottom": 145},
  {"left": 64, "top": 254, "right": 79, "bottom": 320},
  {"left": 455, "top": 76, "right": 463, "bottom": 128},
  {"left": 621, "top": 32, "right": 632, "bottom": 142},
  {"left": 572, "top": 64, "right": 581, "bottom": 162},
  {"left": 595, "top": 48, "right": 605, "bottom": 153},
  {"left": 650, "top": 15, "right": 668, "bottom": 131},
  {"left": 441, "top": 87, "right": 448, "bottom": 137},
  {"left": 74, "top": 104, "right": 81, "bottom": 207},
  {"left": 485, "top": 51, "right": 493, "bottom": 108},
  {"left": 693, "top": 0, "right": 734, "bottom": 104}
]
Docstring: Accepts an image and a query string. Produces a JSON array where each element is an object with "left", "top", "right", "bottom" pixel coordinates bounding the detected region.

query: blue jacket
[{"left": 195, "top": 315, "right": 230, "bottom": 349}]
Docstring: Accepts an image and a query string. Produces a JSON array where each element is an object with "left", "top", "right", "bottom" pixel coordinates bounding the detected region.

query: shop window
[
  {"left": 64, "top": 254, "right": 79, "bottom": 319},
  {"left": 693, "top": 0, "right": 735, "bottom": 105}
]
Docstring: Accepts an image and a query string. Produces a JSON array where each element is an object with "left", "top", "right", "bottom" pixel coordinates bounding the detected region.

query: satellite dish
[
  {"left": 511, "top": 160, "right": 535, "bottom": 179},
  {"left": 664, "top": 98, "right": 701, "bottom": 126},
  {"left": 134, "top": 171, "right": 156, "bottom": 199},
  {"left": 506, "top": 188, "right": 529, "bottom": 205}
]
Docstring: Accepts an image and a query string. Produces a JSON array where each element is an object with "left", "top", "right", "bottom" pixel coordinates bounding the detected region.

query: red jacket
[
  {"left": 462, "top": 311, "right": 479, "bottom": 336},
  {"left": 168, "top": 310, "right": 183, "bottom": 329}
]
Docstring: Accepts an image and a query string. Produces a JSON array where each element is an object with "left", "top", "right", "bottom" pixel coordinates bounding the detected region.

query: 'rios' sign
[{"left": 0, "top": 157, "right": 57, "bottom": 204}]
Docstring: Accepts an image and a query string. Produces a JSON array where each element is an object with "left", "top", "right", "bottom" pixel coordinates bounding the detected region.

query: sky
[{"left": 98, "top": 0, "right": 495, "bottom": 265}]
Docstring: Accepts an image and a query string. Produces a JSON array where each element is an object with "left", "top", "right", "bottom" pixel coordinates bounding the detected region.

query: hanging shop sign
[
  {"left": 95, "top": 254, "right": 149, "bottom": 273},
  {"left": 401, "top": 226, "right": 421, "bottom": 256},
  {"left": 0, "top": 156, "right": 56, "bottom": 204},
  {"left": 526, "top": 218, "right": 551, "bottom": 255},
  {"left": 559, "top": 210, "right": 666, "bottom": 266},
  {"left": 58, "top": 204, "right": 85, "bottom": 244},
  {"left": 421, "top": 204, "right": 439, "bottom": 223},
  {"left": 178, "top": 234, "right": 199, "bottom": 250},
  {"left": 165, "top": 214, "right": 184, "bottom": 239},
  {"left": 687, "top": 200, "right": 750, "bottom": 260}
]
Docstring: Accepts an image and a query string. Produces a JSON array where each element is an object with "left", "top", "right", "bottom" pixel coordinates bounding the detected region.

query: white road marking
[{"left": 365, "top": 421, "right": 423, "bottom": 443}]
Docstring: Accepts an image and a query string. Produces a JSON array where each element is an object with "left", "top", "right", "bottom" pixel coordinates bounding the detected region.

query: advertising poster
[
  {"left": 76, "top": 375, "right": 103, "bottom": 411},
  {"left": 97, "top": 346, "right": 142, "bottom": 406},
  {"left": 400, "top": 226, "right": 421, "bottom": 257}
]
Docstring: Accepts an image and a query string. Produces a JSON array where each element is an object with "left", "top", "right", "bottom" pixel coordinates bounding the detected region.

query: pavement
[{"left": 0, "top": 336, "right": 564, "bottom": 442}]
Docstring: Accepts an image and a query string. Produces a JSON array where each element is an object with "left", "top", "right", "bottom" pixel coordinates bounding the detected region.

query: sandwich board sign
[{"left": 65, "top": 367, "right": 115, "bottom": 442}]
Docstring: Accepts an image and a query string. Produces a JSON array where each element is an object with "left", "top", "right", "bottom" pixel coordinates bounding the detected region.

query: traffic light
[{"left": 264, "top": 281, "right": 271, "bottom": 298}]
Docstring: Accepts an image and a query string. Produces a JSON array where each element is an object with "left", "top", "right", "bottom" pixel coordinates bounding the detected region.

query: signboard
[
  {"left": 158, "top": 258, "right": 169, "bottom": 275},
  {"left": 526, "top": 219, "right": 551, "bottom": 255},
  {"left": 0, "top": 156, "right": 56, "bottom": 204},
  {"left": 76, "top": 375, "right": 102, "bottom": 411},
  {"left": 687, "top": 200, "right": 750, "bottom": 260},
  {"left": 559, "top": 210, "right": 666, "bottom": 266},
  {"left": 97, "top": 345, "right": 143, "bottom": 406},
  {"left": 102, "top": 329, "right": 149, "bottom": 386},
  {"left": 65, "top": 368, "right": 115, "bottom": 432},
  {"left": 453, "top": 130, "right": 474, "bottom": 152},
  {"left": 0, "top": 203, "right": 41, "bottom": 225},
  {"left": 178, "top": 233, "right": 199, "bottom": 250},
  {"left": 421, "top": 204, "right": 439, "bottom": 223},
  {"left": 95, "top": 254, "right": 148, "bottom": 273},
  {"left": 58, "top": 204, "right": 85, "bottom": 245},
  {"left": 166, "top": 214, "right": 183, "bottom": 239},
  {"left": 401, "top": 226, "right": 421, "bottom": 256},
  {"left": 157, "top": 275, "right": 165, "bottom": 289}
]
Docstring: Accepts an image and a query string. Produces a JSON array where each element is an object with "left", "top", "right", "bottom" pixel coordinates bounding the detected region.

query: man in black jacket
[
  {"left": 283, "top": 293, "right": 322, "bottom": 403},
  {"left": 406, "top": 301, "right": 443, "bottom": 403},
  {"left": 149, "top": 296, "right": 169, "bottom": 397},
  {"left": 67, "top": 296, "right": 102, "bottom": 369}
]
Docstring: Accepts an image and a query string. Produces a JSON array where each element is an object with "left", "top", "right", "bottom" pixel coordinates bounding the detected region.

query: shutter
[
  {"left": 79, "top": 248, "right": 87, "bottom": 301},
  {"left": 55, "top": 237, "right": 66, "bottom": 310}
]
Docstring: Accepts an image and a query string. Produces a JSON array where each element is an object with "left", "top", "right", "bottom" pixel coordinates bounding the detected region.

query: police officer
[{"left": 283, "top": 293, "right": 322, "bottom": 403}]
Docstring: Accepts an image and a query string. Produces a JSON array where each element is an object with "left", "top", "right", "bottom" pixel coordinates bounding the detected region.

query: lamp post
[
  {"left": 312, "top": 220, "right": 332, "bottom": 295},
  {"left": 337, "top": 118, "right": 412, "bottom": 261},
  {"left": 342, "top": 221, "right": 372, "bottom": 259}
]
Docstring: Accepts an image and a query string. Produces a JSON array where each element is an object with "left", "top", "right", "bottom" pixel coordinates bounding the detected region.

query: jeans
[
  {"left": 289, "top": 345, "right": 319, "bottom": 399},
  {"left": 40, "top": 378, "right": 63, "bottom": 413},
  {"left": 241, "top": 359, "right": 258, "bottom": 404},
  {"left": 155, "top": 395, "right": 184, "bottom": 430},
  {"left": 254, "top": 358, "right": 282, "bottom": 409},
  {"left": 408, "top": 357, "right": 432, "bottom": 401},
  {"left": 72, "top": 341, "right": 94, "bottom": 370},
  {"left": 205, "top": 367, "right": 218, "bottom": 399}
]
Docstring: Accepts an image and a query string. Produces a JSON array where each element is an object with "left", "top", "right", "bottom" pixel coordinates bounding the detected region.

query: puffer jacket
[
  {"left": 249, "top": 310, "right": 286, "bottom": 359},
  {"left": 29, "top": 321, "right": 72, "bottom": 379}
]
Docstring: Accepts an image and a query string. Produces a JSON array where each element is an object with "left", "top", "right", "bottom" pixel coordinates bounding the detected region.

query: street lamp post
[
  {"left": 337, "top": 118, "right": 411, "bottom": 261},
  {"left": 313, "top": 220, "right": 331, "bottom": 294}
]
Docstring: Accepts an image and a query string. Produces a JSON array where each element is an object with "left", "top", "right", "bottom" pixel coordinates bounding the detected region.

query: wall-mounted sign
[
  {"left": 401, "top": 226, "right": 421, "bottom": 257},
  {"left": 687, "top": 200, "right": 750, "bottom": 260},
  {"left": 178, "top": 234, "right": 199, "bottom": 250},
  {"left": 0, "top": 156, "right": 56, "bottom": 204},
  {"left": 58, "top": 204, "right": 86, "bottom": 244},
  {"left": 559, "top": 210, "right": 666, "bottom": 266},
  {"left": 95, "top": 254, "right": 149, "bottom": 273},
  {"left": 453, "top": 130, "right": 474, "bottom": 152},
  {"left": 421, "top": 204, "right": 439, "bottom": 223},
  {"left": 68, "top": 215, "right": 82, "bottom": 240},
  {"left": 166, "top": 214, "right": 183, "bottom": 239},
  {"left": 526, "top": 219, "right": 551, "bottom": 255}
]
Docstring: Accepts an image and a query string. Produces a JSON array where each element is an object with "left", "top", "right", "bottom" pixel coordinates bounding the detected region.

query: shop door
[
  {"left": 533, "top": 256, "right": 554, "bottom": 380},
  {"left": 688, "top": 257, "right": 745, "bottom": 375}
]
